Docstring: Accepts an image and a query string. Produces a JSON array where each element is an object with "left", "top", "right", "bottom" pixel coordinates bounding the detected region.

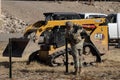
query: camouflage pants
[{"left": 71, "top": 40, "right": 84, "bottom": 68}]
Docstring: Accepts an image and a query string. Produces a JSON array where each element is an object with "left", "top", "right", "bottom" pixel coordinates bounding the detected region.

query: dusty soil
[
  {"left": 2, "top": 1, "right": 120, "bottom": 24},
  {"left": 0, "top": 1, "right": 120, "bottom": 80},
  {"left": 1, "top": 1, "right": 120, "bottom": 33},
  {"left": 0, "top": 42, "right": 120, "bottom": 80},
  {"left": 0, "top": 37, "right": 120, "bottom": 79}
]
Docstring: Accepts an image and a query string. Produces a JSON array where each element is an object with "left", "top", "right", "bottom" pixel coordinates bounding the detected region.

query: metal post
[
  {"left": 114, "top": 14, "right": 120, "bottom": 48},
  {"left": 65, "top": 38, "right": 68, "bottom": 73},
  {"left": 9, "top": 38, "right": 12, "bottom": 78},
  {"left": 0, "top": 0, "right": 1, "bottom": 16},
  {"left": 117, "top": 14, "right": 120, "bottom": 48}
]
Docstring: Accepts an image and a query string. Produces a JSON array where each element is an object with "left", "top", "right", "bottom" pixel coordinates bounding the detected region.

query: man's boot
[
  {"left": 73, "top": 68, "right": 78, "bottom": 75},
  {"left": 74, "top": 67, "right": 80, "bottom": 75}
]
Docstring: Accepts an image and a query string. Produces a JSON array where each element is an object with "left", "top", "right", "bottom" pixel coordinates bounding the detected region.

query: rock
[
  {"left": 107, "top": 9, "right": 114, "bottom": 12},
  {"left": 0, "top": 30, "right": 4, "bottom": 33},
  {"left": 0, "top": 14, "right": 28, "bottom": 33}
]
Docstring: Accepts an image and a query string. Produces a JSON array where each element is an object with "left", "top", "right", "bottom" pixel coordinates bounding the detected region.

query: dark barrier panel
[{"left": 3, "top": 38, "right": 29, "bottom": 57}]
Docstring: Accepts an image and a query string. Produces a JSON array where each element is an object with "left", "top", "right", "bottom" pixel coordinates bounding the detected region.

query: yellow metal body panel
[
  {"left": 35, "top": 19, "right": 105, "bottom": 38},
  {"left": 24, "top": 18, "right": 108, "bottom": 57},
  {"left": 24, "top": 18, "right": 106, "bottom": 38},
  {"left": 90, "top": 26, "right": 108, "bottom": 54},
  {"left": 38, "top": 46, "right": 66, "bottom": 60}
]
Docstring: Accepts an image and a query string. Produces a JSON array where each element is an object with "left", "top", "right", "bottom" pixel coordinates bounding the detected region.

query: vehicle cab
[
  {"left": 107, "top": 13, "right": 120, "bottom": 46},
  {"left": 44, "top": 12, "right": 81, "bottom": 21},
  {"left": 79, "top": 13, "right": 107, "bottom": 19}
]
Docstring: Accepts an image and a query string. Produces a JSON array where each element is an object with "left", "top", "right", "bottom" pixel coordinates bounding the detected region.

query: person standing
[{"left": 65, "top": 21, "right": 85, "bottom": 75}]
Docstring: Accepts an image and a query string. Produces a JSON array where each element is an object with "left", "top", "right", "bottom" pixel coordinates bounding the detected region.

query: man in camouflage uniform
[{"left": 65, "top": 21, "right": 84, "bottom": 75}]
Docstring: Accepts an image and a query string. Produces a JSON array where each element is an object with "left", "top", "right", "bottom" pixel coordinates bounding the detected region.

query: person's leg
[
  {"left": 71, "top": 46, "right": 79, "bottom": 75},
  {"left": 78, "top": 48, "right": 83, "bottom": 74},
  {"left": 76, "top": 42, "right": 84, "bottom": 74}
]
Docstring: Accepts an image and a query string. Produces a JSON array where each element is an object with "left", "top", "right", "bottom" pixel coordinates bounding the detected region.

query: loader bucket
[{"left": 3, "top": 38, "right": 30, "bottom": 57}]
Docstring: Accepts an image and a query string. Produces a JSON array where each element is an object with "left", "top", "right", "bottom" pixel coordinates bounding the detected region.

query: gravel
[
  {"left": 2, "top": 1, "right": 120, "bottom": 24},
  {"left": 1, "top": 1, "right": 120, "bottom": 33},
  {"left": 0, "top": 1, "right": 120, "bottom": 80},
  {"left": 0, "top": 14, "right": 28, "bottom": 33}
]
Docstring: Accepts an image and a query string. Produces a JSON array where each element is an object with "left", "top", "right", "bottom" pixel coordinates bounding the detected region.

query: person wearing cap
[{"left": 65, "top": 21, "right": 85, "bottom": 75}]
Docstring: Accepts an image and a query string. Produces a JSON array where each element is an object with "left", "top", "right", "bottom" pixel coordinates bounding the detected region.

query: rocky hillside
[
  {"left": 0, "top": 14, "right": 28, "bottom": 33},
  {"left": 0, "top": 1, "right": 120, "bottom": 33}
]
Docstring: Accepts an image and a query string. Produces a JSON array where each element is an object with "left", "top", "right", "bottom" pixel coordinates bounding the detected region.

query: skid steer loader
[{"left": 3, "top": 12, "right": 108, "bottom": 66}]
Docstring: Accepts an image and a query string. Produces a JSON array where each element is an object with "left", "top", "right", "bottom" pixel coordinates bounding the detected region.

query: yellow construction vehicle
[{"left": 3, "top": 12, "right": 108, "bottom": 66}]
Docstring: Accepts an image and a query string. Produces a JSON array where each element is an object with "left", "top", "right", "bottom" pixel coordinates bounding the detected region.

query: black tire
[
  {"left": 26, "top": 50, "right": 40, "bottom": 65},
  {"left": 83, "top": 42, "right": 101, "bottom": 63},
  {"left": 47, "top": 51, "right": 65, "bottom": 67}
]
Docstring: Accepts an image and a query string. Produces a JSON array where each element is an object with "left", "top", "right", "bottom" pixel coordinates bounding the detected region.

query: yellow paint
[
  {"left": 90, "top": 26, "right": 108, "bottom": 54},
  {"left": 24, "top": 18, "right": 108, "bottom": 56}
]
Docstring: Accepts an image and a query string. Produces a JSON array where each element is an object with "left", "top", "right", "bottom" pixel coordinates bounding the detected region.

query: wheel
[
  {"left": 47, "top": 51, "right": 65, "bottom": 67},
  {"left": 26, "top": 50, "right": 40, "bottom": 65},
  {"left": 83, "top": 46, "right": 96, "bottom": 66},
  {"left": 83, "top": 43, "right": 101, "bottom": 66}
]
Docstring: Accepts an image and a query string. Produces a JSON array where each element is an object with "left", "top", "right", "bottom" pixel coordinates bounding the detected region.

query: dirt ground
[
  {"left": 0, "top": 1, "right": 120, "bottom": 80},
  {"left": 2, "top": 1, "right": 120, "bottom": 24},
  {"left": 0, "top": 42, "right": 120, "bottom": 80}
]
